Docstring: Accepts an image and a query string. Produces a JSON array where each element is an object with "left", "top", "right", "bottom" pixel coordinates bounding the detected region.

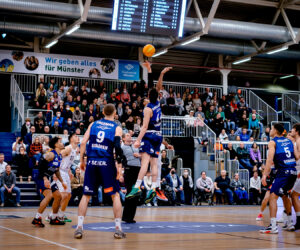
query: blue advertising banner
[{"left": 118, "top": 60, "right": 140, "bottom": 81}]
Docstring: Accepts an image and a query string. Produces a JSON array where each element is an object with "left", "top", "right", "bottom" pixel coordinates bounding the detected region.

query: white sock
[
  {"left": 287, "top": 215, "right": 292, "bottom": 224},
  {"left": 52, "top": 213, "right": 58, "bottom": 219},
  {"left": 77, "top": 216, "right": 84, "bottom": 229},
  {"left": 152, "top": 182, "right": 157, "bottom": 189},
  {"left": 115, "top": 218, "right": 122, "bottom": 230},
  {"left": 35, "top": 212, "right": 42, "bottom": 219},
  {"left": 156, "top": 180, "right": 161, "bottom": 189},
  {"left": 271, "top": 217, "right": 277, "bottom": 229},
  {"left": 134, "top": 180, "right": 142, "bottom": 188},
  {"left": 58, "top": 210, "right": 65, "bottom": 218}
]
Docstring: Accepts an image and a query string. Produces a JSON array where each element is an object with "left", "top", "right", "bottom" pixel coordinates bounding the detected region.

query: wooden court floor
[{"left": 0, "top": 205, "right": 300, "bottom": 250}]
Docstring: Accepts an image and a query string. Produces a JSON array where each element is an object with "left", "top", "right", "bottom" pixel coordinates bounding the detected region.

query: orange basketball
[{"left": 143, "top": 44, "right": 155, "bottom": 57}]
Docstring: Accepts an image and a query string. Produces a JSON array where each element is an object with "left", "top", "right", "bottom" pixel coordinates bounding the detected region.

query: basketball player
[
  {"left": 74, "top": 104, "right": 125, "bottom": 239},
  {"left": 260, "top": 123, "right": 297, "bottom": 234},
  {"left": 126, "top": 65, "right": 172, "bottom": 203},
  {"left": 256, "top": 166, "right": 276, "bottom": 221},
  {"left": 290, "top": 123, "right": 300, "bottom": 230},
  {"left": 32, "top": 137, "right": 67, "bottom": 227},
  {"left": 55, "top": 133, "right": 79, "bottom": 222}
]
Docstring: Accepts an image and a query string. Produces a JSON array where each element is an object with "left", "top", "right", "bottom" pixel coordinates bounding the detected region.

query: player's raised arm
[
  {"left": 134, "top": 107, "right": 151, "bottom": 148},
  {"left": 156, "top": 66, "right": 172, "bottom": 92},
  {"left": 44, "top": 151, "right": 54, "bottom": 162},
  {"left": 262, "top": 141, "right": 276, "bottom": 186},
  {"left": 80, "top": 122, "right": 93, "bottom": 170},
  {"left": 61, "top": 145, "right": 72, "bottom": 158}
]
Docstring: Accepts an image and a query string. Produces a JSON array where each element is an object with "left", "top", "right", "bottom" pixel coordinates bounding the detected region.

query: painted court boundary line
[{"left": 0, "top": 225, "right": 77, "bottom": 250}]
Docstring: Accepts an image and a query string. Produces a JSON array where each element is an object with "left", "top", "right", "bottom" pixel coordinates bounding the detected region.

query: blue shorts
[
  {"left": 270, "top": 169, "right": 297, "bottom": 197},
  {"left": 83, "top": 158, "right": 120, "bottom": 196},
  {"left": 36, "top": 177, "right": 58, "bottom": 194},
  {"left": 139, "top": 131, "right": 163, "bottom": 158}
]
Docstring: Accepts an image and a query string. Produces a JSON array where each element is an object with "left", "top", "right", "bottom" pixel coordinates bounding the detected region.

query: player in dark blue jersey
[
  {"left": 126, "top": 65, "right": 172, "bottom": 203},
  {"left": 260, "top": 123, "right": 297, "bottom": 234},
  {"left": 74, "top": 104, "right": 125, "bottom": 239},
  {"left": 32, "top": 137, "right": 66, "bottom": 227}
]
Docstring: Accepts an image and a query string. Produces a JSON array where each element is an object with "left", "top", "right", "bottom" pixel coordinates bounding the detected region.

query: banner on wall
[{"left": 0, "top": 50, "right": 140, "bottom": 80}]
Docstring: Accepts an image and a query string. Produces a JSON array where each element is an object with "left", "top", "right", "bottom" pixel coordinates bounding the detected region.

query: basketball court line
[{"left": 0, "top": 225, "right": 77, "bottom": 250}]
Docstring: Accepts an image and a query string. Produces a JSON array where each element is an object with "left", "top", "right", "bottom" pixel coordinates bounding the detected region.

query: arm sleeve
[{"left": 114, "top": 136, "right": 123, "bottom": 164}]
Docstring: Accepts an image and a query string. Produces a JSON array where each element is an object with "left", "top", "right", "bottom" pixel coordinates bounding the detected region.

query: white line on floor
[{"left": 0, "top": 225, "right": 77, "bottom": 250}]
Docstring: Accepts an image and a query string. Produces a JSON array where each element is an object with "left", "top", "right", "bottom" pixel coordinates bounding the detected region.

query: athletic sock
[
  {"left": 35, "top": 212, "right": 42, "bottom": 219},
  {"left": 156, "top": 180, "right": 161, "bottom": 189},
  {"left": 271, "top": 217, "right": 277, "bottom": 229},
  {"left": 52, "top": 213, "right": 58, "bottom": 219},
  {"left": 58, "top": 210, "right": 65, "bottom": 218},
  {"left": 287, "top": 215, "right": 292, "bottom": 225},
  {"left": 152, "top": 182, "right": 157, "bottom": 189},
  {"left": 134, "top": 180, "right": 142, "bottom": 189},
  {"left": 115, "top": 218, "right": 122, "bottom": 231},
  {"left": 77, "top": 216, "right": 84, "bottom": 229}
]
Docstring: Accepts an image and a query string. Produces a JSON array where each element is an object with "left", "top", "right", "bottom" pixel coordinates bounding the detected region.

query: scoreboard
[{"left": 112, "top": 0, "right": 187, "bottom": 37}]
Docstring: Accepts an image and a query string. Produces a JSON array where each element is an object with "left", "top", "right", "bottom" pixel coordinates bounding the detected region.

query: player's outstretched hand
[
  {"left": 134, "top": 140, "right": 141, "bottom": 148},
  {"left": 167, "top": 144, "right": 174, "bottom": 150},
  {"left": 161, "top": 67, "right": 172, "bottom": 75},
  {"left": 80, "top": 161, "right": 86, "bottom": 171}
]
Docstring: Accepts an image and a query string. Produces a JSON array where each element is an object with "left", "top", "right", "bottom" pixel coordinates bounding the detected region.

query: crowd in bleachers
[{"left": 0, "top": 74, "right": 273, "bottom": 207}]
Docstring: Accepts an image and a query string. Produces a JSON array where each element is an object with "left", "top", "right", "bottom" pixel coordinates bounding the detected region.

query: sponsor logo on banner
[{"left": 118, "top": 60, "right": 140, "bottom": 81}]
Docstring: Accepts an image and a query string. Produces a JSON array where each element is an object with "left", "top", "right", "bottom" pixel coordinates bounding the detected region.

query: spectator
[
  {"left": 185, "top": 110, "right": 196, "bottom": 136},
  {"left": 0, "top": 165, "right": 21, "bottom": 207},
  {"left": 214, "top": 170, "right": 234, "bottom": 205},
  {"left": 219, "top": 95, "right": 229, "bottom": 108},
  {"left": 125, "top": 116, "right": 134, "bottom": 131},
  {"left": 236, "top": 142, "right": 253, "bottom": 172},
  {"left": 121, "top": 88, "right": 131, "bottom": 105},
  {"left": 35, "top": 118, "right": 45, "bottom": 134},
  {"left": 261, "top": 127, "right": 270, "bottom": 141},
  {"left": 43, "top": 125, "right": 50, "bottom": 135},
  {"left": 195, "top": 106, "right": 205, "bottom": 119},
  {"left": 228, "top": 129, "right": 237, "bottom": 141},
  {"left": 161, "top": 150, "right": 171, "bottom": 179},
  {"left": 184, "top": 94, "right": 193, "bottom": 113},
  {"left": 13, "top": 146, "right": 31, "bottom": 183},
  {"left": 51, "top": 111, "right": 64, "bottom": 127},
  {"left": 180, "top": 169, "right": 193, "bottom": 205},
  {"left": 192, "top": 94, "right": 202, "bottom": 109},
  {"left": 71, "top": 167, "right": 84, "bottom": 205},
  {"left": 133, "top": 117, "right": 141, "bottom": 137},
  {"left": 205, "top": 105, "right": 216, "bottom": 125},
  {"left": 62, "top": 104, "right": 73, "bottom": 120},
  {"left": 196, "top": 171, "right": 214, "bottom": 204},
  {"left": 165, "top": 168, "right": 185, "bottom": 205},
  {"left": 12, "top": 137, "right": 26, "bottom": 158},
  {"left": 224, "top": 142, "right": 238, "bottom": 161},
  {"left": 57, "top": 85, "right": 66, "bottom": 101},
  {"left": 64, "top": 118, "right": 76, "bottom": 134},
  {"left": 219, "top": 129, "right": 228, "bottom": 141},
  {"left": 29, "top": 137, "right": 43, "bottom": 165},
  {"left": 142, "top": 171, "right": 157, "bottom": 206},
  {"left": 230, "top": 173, "right": 248, "bottom": 204},
  {"left": 225, "top": 107, "right": 237, "bottom": 131},
  {"left": 237, "top": 114, "right": 249, "bottom": 132},
  {"left": 175, "top": 93, "right": 184, "bottom": 115},
  {"left": 0, "top": 153, "right": 8, "bottom": 179},
  {"left": 34, "top": 112, "right": 46, "bottom": 129},
  {"left": 35, "top": 83, "right": 46, "bottom": 101},
  {"left": 42, "top": 136, "right": 50, "bottom": 153},
  {"left": 249, "top": 171, "right": 261, "bottom": 205},
  {"left": 212, "top": 113, "right": 224, "bottom": 135},
  {"left": 21, "top": 118, "right": 33, "bottom": 138},
  {"left": 72, "top": 106, "right": 83, "bottom": 125},
  {"left": 24, "top": 126, "right": 35, "bottom": 146},
  {"left": 239, "top": 128, "right": 250, "bottom": 142},
  {"left": 249, "top": 142, "right": 263, "bottom": 170},
  {"left": 50, "top": 120, "right": 63, "bottom": 134},
  {"left": 36, "top": 89, "right": 47, "bottom": 109},
  {"left": 217, "top": 106, "right": 225, "bottom": 121},
  {"left": 46, "top": 84, "right": 55, "bottom": 99},
  {"left": 248, "top": 114, "right": 260, "bottom": 140}
]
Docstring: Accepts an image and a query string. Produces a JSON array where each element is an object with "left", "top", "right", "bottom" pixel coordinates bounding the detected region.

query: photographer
[
  {"left": 196, "top": 171, "right": 214, "bottom": 204},
  {"left": 12, "top": 137, "right": 26, "bottom": 159}
]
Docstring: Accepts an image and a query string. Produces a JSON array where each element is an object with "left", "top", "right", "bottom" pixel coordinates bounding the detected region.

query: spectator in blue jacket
[
  {"left": 248, "top": 114, "right": 260, "bottom": 140},
  {"left": 51, "top": 111, "right": 64, "bottom": 128},
  {"left": 165, "top": 168, "right": 185, "bottom": 205},
  {"left": 64, "top": 118, "right": 76, "bottom": 134},
  {"left": 24, "top": 126, "right": 35, "bottom": 146},
  {"left": 240, "top": 128, "right": 250, "bottom": 142}
]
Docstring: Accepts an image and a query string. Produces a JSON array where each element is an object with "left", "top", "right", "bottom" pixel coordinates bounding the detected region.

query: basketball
[{"left": 143, "top": 44, "right": 155, "bottom": 57}]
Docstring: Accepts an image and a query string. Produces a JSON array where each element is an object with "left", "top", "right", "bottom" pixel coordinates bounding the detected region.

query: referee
[{"left": 121, "top": 133, "right": 141, "bottom": 223}]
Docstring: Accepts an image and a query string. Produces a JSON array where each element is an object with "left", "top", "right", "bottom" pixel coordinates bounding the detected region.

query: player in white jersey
[
  {"left": 290, "top": 124, "right": 300, "bottom": 230},
  {"left": 56, "top": 133, "right": 79, "bottom": 222}
]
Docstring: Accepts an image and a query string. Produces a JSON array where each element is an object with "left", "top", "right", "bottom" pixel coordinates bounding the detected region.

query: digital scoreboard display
[{"left": 112, "top": 0, "right": 187, "bottom": 37}]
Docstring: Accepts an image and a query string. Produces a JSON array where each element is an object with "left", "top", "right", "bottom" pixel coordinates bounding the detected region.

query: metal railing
[
  {"left": 10, "top": 75, "right": 25, "bottom": 132},
  {"left": 161, "top": 115, "right": 216, "bottom": 156},
  {"left": 238, "top": 169, "right": 250, "bottom": 194},
  {"left": 32, "top": 133, "right": 83, "bottom": 144},
  {"left": 13, "top": 73, "right": 37, "bottom": 94},
  {"left": 249, "top": 90, "right": 278, "bottom": 126},
  {"left": 282, "top": 94, "right": 300, "bottom": 124},
  {"left": 154, "top": 80, "right": 223, "bottom": 98}
]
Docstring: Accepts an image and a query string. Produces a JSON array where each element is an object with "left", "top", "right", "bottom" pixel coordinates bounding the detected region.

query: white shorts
[
  {"left": 292, "top": 178, "right": 300, "bottom": 194},
  {"left": 56, "top": 170, "right": 71, "bottom": 193}
]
